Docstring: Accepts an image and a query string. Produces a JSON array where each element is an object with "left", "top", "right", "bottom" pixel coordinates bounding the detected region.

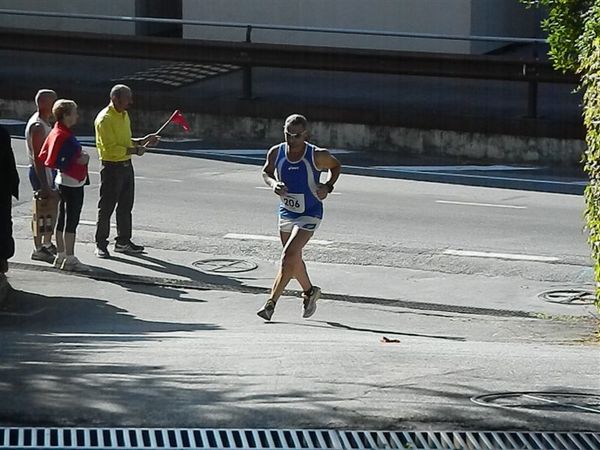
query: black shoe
[
  {"left": 44, "top": 243, "right": 57, "bottom": 255},
  {"left": 31, "top": 247, "right": 56, "bottom": 263},
  {"left": 95, "top": 245, "right": 111, "bottom": 259},
  {"left": 114, "top": 241, "right": 145, "bottom": 254}
]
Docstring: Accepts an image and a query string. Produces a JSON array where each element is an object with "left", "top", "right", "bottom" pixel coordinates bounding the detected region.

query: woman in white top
[{"left": 39, "top": 100, "right": 89, "bottom": 272}]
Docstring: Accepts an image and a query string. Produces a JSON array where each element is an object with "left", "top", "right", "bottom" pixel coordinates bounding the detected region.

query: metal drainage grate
[
  {"left": 192, "top": 259, "right": 258, "bottom": 274},
  {"left": 538, "top": 288, "right": 595, "bottom": 305},
  {"left": 1, "top": 428, "right": 599, "bottom": 450},
  {"left": 472, "top": 392, "right": 600, "bottom": 414}
]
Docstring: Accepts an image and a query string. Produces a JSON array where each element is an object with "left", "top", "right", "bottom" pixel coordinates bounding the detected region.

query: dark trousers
[
  {"left": 56, "top": 185, "right": 84, "bottom": 234},
  {"left": 0, "top": 194, "right": 14, "bottom": 261},
  {"left": 95, "top": 162, "right": 135, "bottom": 247}
]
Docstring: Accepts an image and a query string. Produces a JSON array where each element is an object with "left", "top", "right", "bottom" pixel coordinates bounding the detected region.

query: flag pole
[{"left": 154, "top": 110, "right": 178, "bottom": 135}]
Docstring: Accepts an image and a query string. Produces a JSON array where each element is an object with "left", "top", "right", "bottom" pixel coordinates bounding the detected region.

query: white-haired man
[{"left": 94, "top": 84, "right": 159, "bottom": 258}]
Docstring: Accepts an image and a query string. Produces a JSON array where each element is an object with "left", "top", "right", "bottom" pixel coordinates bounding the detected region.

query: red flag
[{"left": 169, "top": 110, "right": 190, "bottom": 132}]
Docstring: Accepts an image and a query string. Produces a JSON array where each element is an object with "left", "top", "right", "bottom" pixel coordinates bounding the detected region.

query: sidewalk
[
  {"left": 2, "top": 238, "right": 599, "bottom": 431},
  {"left": 3, "top": 237, "right": 596, "bottom": 319}
]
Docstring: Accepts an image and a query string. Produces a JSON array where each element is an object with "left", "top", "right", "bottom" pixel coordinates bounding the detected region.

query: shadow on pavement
[
  {"left": 0, "top": 288, "right": 218, "bottom": 333},
  {"left": 82, "top": 252, "right": 247, "bottom": 302}
]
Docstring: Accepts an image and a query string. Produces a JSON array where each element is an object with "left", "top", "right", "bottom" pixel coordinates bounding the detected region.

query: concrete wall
[
  {"left": 0, "top": 0, "right": 136, "bottom": 34},
  {"left": 0, "top": 97, "right": 584, "bottom": 166}
]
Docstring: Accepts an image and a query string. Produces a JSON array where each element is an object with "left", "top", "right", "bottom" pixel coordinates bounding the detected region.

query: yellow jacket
[{"left": 94, "top": 104, "right": 132, "bottom": 162}]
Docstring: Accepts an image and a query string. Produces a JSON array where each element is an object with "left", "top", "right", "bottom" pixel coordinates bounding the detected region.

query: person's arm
[
  {"left": 262, "top": 146, "right": 287, "bottom": 196},
  {"left": 55, "top": 136, "right": 84, "bottom": 170},
  {"left": 314, "top": 149, "right": 341, "bottom": 200},
  {"left": 132, "top": 133, "right": 160, "bottom": 148},
  {"left": 30, "top": 124, "right": 52, "bottom": 196}
]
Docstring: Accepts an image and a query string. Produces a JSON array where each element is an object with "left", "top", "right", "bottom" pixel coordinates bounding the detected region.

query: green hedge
[
  {"left": 579, "top": 4, "right": 600, "bottom": 309},
  {"left": 522, "top": 1, "right": 600, "bottom": 309}
]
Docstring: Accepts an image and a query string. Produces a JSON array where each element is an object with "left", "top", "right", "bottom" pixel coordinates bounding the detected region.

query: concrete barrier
[{"left": 1, "top": 98, "right": 586, "bottom": 166}]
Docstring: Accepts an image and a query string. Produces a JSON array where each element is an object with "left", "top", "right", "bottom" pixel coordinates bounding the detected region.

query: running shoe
[
  {"left": 61, "top": 256, "right": 91, "bottom": 272},
  {"left": 302, "top": 286, "right": 321, "bottom": 318},
  {"left": 31, "top": 247, "right": 55, "bottom": 264},
  {"left": 257, "top": 299, "right": 276, "bottom": 321},
  {"left": 114, "top": 241, "right": 145, "bottom": 254}
]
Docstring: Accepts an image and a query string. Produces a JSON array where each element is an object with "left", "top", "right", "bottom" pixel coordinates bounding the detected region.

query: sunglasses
[{"left": 284, "top": 130, "right": 305, "bottom": 139}]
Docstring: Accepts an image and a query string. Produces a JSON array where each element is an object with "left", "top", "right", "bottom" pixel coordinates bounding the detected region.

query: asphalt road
[
  {"left": 2, "top": 138, "right": 598, "bottom": 431},
  {"left": 10, "top": 138, "right": 590, "bottom": 280}
]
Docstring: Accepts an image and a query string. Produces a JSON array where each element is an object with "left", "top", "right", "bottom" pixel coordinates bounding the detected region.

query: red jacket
[{"left": 38, "top": 122, "right": 87, "bottom": 182}]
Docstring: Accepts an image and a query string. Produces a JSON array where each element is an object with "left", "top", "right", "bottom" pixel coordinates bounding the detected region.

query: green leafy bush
[{"left": 522, "top": 1, "right": 600, "bottom": 309}]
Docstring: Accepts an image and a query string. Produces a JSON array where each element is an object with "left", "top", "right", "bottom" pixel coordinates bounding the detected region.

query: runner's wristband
[{"left": 325, "top": 182, "right": 334, "bottom": 193}]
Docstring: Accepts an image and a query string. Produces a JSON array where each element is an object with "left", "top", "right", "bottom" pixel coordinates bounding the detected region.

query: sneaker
[
  {"left": 257, "top": 299, "right": 276, "bottom": 321},
  {"left": 31, "top": 247, "right": 56, "bottom": 264},
  {"left": 114, "top": 241, "right": 144, "bottom": 254},
  {"left": 95, "top": 245, "right": 110, "bottom": 259},
  {"left": 302, "top": 286, "right": 321, "bottom": 318},
  {"left": 53, "top": 254, "right": 66, "bottom": 269},
  {"left": 61, "top": 256, "right": 90, "bottom": 272},
  {"left": 43, "top": 243, "right": 57, "bottom": 255}
]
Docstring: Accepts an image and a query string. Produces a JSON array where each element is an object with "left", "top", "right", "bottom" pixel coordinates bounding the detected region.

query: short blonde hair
[{"left": 52, "top": 99, "right": 77, "bottom": 122}]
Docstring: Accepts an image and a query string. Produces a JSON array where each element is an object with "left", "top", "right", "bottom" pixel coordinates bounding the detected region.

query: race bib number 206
[{"left": 281, "top": 193, "right": 305, "bottom": 213}]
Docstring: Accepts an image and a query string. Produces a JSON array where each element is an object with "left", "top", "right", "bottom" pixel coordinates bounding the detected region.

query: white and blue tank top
[{"left": 275, "top": 142, "right": 323, "bottom": 219}]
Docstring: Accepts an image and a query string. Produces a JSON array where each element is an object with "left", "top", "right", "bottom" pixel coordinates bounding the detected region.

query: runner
[{"left": 257, "top": 114, "right": 341, "bottom": 321}]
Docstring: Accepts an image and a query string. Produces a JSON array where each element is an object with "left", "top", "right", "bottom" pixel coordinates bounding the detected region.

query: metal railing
[
  {"left": 0, "top": 9, "right": 571, "bottom": 120},
  {"left": 0, "top": 8, "right": 548, "bottom": 45}
]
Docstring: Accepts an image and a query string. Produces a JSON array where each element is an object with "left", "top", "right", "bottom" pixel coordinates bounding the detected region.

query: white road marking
[
  {"left": 444, "top": 249, "right": 559, "bottom": 262},
  {"left": 255, "top": 186, "right": 341, "bottom": 195},
  {"left": 374, "top": 164, "right": 539, "bottom": 172},
  {"left": 135, "top": 176, "right": 182, "bottom": 183},
  {"left": 79, "top": 220, "right": 113, "bottom": 227},
  {"left": 18, "top": 166, "right": 179, "bottom": 183},
  {"left": 436, "top": 200, "right": 526, "bottom": 209},
  {"left": 224, "top": 233, "right": 333, "bottom": 246}
]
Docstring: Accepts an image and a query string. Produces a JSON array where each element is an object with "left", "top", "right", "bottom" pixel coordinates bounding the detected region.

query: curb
[
  {"left": 0, "top": 273, "right": 11, "bottom": 307},
  {"left": 8, "top": 262, "right": 563, "bottom": 320}
]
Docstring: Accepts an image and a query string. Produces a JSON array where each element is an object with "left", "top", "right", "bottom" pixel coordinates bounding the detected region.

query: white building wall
[
  {"left": 182, "top": 0, "right": 473, "bottom": 53},
  {"left": 0, "top": 0, "right": 136, "bottom": 35},
  {"left": 470, "top": 0, "right": 540, "bottom": 54},
  {"left": 0, "top": 0, "right": 540, "bottom": 54}
]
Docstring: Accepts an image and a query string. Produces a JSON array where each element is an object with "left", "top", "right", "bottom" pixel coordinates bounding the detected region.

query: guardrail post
[
  {"left": 242, "top": 25, "right": 253, "bottom": 99},
  {"left": 526, "top": 39, "right": 540, "bottom": 118},
  {"left": 527, "top": 80, "right": 538, "bottom": 118}
]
